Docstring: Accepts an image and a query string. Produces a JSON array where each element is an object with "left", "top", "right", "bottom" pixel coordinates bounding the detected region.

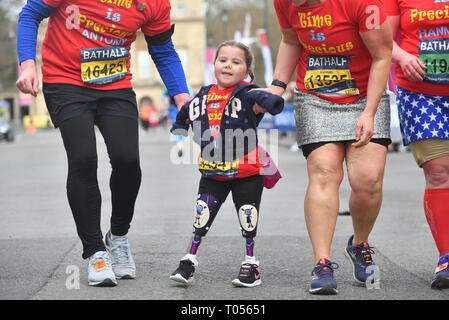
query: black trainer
[
  {"left": 231, "top": 263, "right": 262, "bottom": 287},
  {"left": 170, "top": 260, "right": 195, "bottom": 284}
]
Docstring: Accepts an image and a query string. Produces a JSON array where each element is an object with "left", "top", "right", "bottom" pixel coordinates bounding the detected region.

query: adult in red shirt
[
  {"left": 16, "top": 0, "right": 191, "bottom": 287},
  {"left": 385, "top": 0, "right": 449, "bottom": 289},
  {"left": 268, "top": 0, "right": 392, "bottom": 294}
]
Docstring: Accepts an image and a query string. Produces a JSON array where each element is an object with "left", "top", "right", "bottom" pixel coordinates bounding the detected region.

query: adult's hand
[
  {"left": 355, "top": 20, "right": 391, "bottom": 148},
  {"left": 250, "top": 86, "right": 284, "bottom": 114},
  {"left": 398, "top": 51, "right": 427, "bottom": 82},
  {"left": 352, "top": 111, "right": 375, "bottom": 148},
  {"left": 386, "top": 16, "right": 427, "bottom": 82},
  {"left": 16, "top": 59, "right": 39, "bottom": 97},
  {"left": 173, "top": 92, "right": 192, "bottom": 111}
]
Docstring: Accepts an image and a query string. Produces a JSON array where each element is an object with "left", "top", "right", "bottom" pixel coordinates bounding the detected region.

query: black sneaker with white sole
[
  {"left": 231, "top": 263, "right": 262, "bottom": 287},
  {"left": 170, "top": 259, "right": 195, "bottom": 284}
]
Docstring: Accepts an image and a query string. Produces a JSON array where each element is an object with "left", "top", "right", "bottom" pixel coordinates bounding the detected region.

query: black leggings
[
  {"left": 59, "top": 111, "right": 141, "bottom": 259},
  {"left": 196, "top": 175, "right": 264, "bottom": 238}
]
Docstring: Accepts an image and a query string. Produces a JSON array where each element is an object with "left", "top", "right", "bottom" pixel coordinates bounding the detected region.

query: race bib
[
  {"left": 198, "top": 157, "right": 239, "bottom": 178},
  {"left": 304, "top": 55, "right": 359, "bottom": 96},
  {"left": 80, "top": 47, "right": 129, "bottom": 85},
  {"left": 419, "top": 38, "right": 449, "bottom": 84}
]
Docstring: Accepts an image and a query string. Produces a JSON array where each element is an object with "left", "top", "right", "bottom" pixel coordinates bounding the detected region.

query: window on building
[
  {"left": 177, "top": 49, "right": 188, "bottom": 74},
  {"left": 138, "top": 50, "right": 150, "bottom": 80}
]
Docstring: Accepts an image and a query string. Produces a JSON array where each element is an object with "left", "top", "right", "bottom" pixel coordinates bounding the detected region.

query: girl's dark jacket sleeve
[{"left": 170, "top": 83, "right": 284, "bottom": 136}]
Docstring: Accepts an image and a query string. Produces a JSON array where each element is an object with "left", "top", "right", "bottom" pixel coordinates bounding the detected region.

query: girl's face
[{"left": 214, "top": 45, "right": 250, "bottom": 90}]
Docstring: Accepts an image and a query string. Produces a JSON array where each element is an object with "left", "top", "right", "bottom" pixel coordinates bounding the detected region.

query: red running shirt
[
  {"left": 206, "top": 85, "right": 234, "bottom": 138},
  {"left": 383, "top": 0, "right": 449, "bottom": 96},
  {"left": 41, "top": 0, "right": 171, "bottom": 90},
  {"left": 274, "top": 0, "right": 386, "bottom": 104}
]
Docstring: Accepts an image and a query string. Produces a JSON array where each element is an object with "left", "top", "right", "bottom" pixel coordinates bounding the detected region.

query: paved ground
[{"left": 0, "top": 126, "right": 448, "bottom": 306}]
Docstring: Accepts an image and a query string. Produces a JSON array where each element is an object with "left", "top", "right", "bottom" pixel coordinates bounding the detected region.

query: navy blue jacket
[{"left": 171, "top": 83, "right": 284, "bottom": 163}]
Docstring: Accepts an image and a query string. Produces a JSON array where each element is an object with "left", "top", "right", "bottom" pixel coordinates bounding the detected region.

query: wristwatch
[{"left": 271, "top": 79, "right": 287, "bottom": 90}]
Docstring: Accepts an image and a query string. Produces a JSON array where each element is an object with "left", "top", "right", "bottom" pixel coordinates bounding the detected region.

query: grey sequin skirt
[{"left": 294, "top": 89, "right": 391, "bottom": 147}]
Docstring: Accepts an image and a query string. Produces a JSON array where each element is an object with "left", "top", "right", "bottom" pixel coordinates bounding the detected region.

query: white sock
[
  {"left": 182, "top": 253, "right": 199, "bottom": 267},
  {"left": 243, "top": 255, "right": 259, "bottom": 266}
]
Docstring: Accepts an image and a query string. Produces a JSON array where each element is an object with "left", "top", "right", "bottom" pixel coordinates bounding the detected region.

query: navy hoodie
[{"left": 171, "top": 82, "right": 284, "bottom": 165}]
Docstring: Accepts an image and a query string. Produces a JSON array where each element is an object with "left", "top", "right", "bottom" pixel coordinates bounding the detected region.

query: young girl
[{"left": 169, "top": 41, "right": 284, "bottom": 287}]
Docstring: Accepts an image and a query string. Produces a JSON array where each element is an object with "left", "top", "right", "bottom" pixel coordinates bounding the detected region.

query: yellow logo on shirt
[
  {"left": 100, "top": 0, "right": 133, "bottom": 9},
  {"left": 410, "top": 6, "right": 449, "bottom": 23},
  {"left": 299, "top": 39, "right": 354, "bottom": 55},
  {"left": 79, "top": 14, "right": 133, "bottom": 38},
  {"left": 207, "top": 92, "right": 231, "bottom": 102},
  {"left": 298, "top": 12, "right": 332, "bottom": 28}
]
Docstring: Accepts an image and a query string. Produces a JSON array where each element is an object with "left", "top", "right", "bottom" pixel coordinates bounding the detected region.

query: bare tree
[
  {"left": 205, "top": 0, "right": 282, "bottom": 86},
  {"left": 0, "top": 0, "right": 25, "bottom": 91}
]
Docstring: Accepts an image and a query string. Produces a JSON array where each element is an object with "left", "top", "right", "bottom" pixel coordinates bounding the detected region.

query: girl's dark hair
[{"left": 214, "top": 40, "right": 255, "bottom": 82}]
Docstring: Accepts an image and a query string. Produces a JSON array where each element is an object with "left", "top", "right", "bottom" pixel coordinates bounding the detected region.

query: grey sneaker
[
  {"left": 88, "top": 251, "right": 117, "bottom": 287},
  {"left": 105, "top": 230, "right": 136, "bottom": 279}
]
